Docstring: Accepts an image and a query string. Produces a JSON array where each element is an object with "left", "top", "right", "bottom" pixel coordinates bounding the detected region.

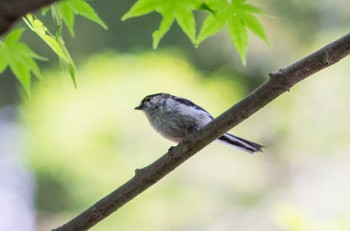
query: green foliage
[
  {"left": 23, "top": 14, "right": 77, "bottom": 87},
  {"left": 0, "top": 0, "right": 267, "bottom": 94},
  {"left": 123, "top": 0, "right": 269, "bottom": 64},
  {"left": 0, "top": 0, "right": 106, "bottom": 94},
  {"left": 0, "top": 29, "right": 45, "bottom": 96},
  {"left": 122, "top": 0, "right": 201, "bottom": 49},
  {"left": 56, "top": 0, "right": 108, "bottom": 37},
  {"left": 199, "top": 0, "right": 269, "bottom": 64}
]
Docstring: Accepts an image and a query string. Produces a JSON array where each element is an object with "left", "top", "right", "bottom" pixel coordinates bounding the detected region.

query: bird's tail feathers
[{"left": 218, "top": 133, "right": 264, "bottom": 154}]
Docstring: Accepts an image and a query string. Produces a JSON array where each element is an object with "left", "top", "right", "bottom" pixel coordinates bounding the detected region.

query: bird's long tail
[{"left": 218, "top": 133, "right": 264, "bottom": 154}]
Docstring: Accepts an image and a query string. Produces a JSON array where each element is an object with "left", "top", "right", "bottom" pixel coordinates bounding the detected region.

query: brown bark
[{"left": 0, "top": 0, "right": 59, "bottom": 36}]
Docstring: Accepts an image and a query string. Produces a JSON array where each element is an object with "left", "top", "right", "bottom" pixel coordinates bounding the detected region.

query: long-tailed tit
[{"left": 135, "top": 93, "right": 263, "bottom": 154}]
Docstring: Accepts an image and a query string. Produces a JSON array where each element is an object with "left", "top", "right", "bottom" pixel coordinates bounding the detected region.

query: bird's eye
[{"left": 145, "top": 97, "right": 151, "bottom": 102}]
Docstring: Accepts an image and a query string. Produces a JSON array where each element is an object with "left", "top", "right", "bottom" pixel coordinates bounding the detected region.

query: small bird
[{"left": 135, "top": 93, "right": 263, "bottom": 154}]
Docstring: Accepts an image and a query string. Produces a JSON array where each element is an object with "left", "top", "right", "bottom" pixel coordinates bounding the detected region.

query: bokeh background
[{"left": 1, "top": 0, "right": 350, "bottom": 230}]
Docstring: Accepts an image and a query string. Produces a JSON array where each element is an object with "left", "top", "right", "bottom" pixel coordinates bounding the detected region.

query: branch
[
  {"left": 0, "top": 0, "right": 59, "bottom": 36},
  {"left": 53, "top": 33, "right": 350, "bottom": 231}
]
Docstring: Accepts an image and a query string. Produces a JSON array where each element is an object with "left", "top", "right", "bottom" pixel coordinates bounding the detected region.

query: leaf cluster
[
  {"left": 122, "top": 0, "right": 269, "bottom": 65},
  {"left": 0, "top": 0, "right": 107, "bottom": 95},
  {"left": 0, "top": 29, "right": 44, "bottom": 96}
]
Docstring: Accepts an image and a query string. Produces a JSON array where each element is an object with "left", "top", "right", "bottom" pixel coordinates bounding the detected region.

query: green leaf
[
  {"left": 152, "top": 13, "right": 174, "bottom": 49},
  {"left": 122, "top": 0, "right": 162, "bottom": 20},
  {"left": 41, "top": 6, "right": 51, "bottom": 16},
  {"left": 174, "top": 7, "right": 196, "bottom": 44},
  {"left": 58, "top": 2, "right": 75, "bottom": 36},
  {"left": 68, "top": 62, "right": 76, "bottom": 87},
  {"left": 54, "top": 0, "right": 107, "bottom": 37},
  {"left": 228, "top": 15, "right": 248, "bottom": 65},
  {"left": 0, "top": 28, "right": 45, "bottom": 95},
  {"left": 0, "top": 42, "right": 8, "bottom": 73},
  {"left": 196, "top": 0, "right": 229, "bottom": 45},
  {"left": 23, "top": 14, "right": 76, "bottom": 86},
  {"left": 196, "top": 13, "right": 226, "bottom": 45},
  {"left": 25, "top": 15, "right": 69, "bottom": 62},
  {"left": 13, "top": 42, "right": 48, "bottom": 61},
  {"left": 242, "top": 13, "right": 269, "bottom": 44},
  {"left": 124, "top": 0, "right": 200, "bottom": 48},
  {"left": 240, "top": 3, "right": 267, "bottom": 15},
  {"left": 5, "top": 28, "right": 25, "bottom": 45},
  {"left": 9, "top": 57, "right": 32, "bottom": 96},
  {"left": 196, "top": 0, "right": 269, "bottom": 64},
  {"left": 197, "top": 2, "right": 215, "bottom": 13},
  {"left": 68, "top": 0, "right": 107, "bottom": 29}
]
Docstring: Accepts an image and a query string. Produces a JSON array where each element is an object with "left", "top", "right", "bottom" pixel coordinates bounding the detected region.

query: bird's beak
[{"left": 134, "top": 104, "right": 143, "bottom": 110}]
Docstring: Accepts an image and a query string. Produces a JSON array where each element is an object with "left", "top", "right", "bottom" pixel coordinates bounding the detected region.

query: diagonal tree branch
[
  {"left": 0, "top": 0, "right": 60, "bottom": 36},
  {"left": 52, "top": 32, "right": 350, "bottom": 231}
]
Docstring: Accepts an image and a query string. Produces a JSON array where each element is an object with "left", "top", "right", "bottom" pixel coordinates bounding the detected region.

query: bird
[{"left": 135, "top": 93, "right": 263, "bottom": 154}]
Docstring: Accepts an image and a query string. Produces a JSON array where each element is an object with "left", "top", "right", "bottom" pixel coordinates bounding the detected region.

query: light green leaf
[
  {"left": 196, "top": 0, "right": 269, "bottom": 64},
  {"left": 5, "top": 28, "right": 25, "bottom": 45},
  {"left": 0, "top": 42, "right": 8, "bottom": 73},
  {"left": 122, "top": 0, "right": 162, "bottom": 20},
  {"left": 13, "top": 43, "right": 48, "bottom": 61},
  {"left": 152, "top": 14, "right": 174, "bottom": 49},
  {"left": 69, "top": 0, "right": 107, "bottom": 29},
  {"left": 240, "top": 3, "right": 267, "bottom": 15},
  {"left": 197, "top": 13, "right": 226, "bottom": 45},
  {"left": 175, "top": 7, "right": 196, "bottom": 44},
  {"left": 24, "top": 14, "right": 76, "bottom": 86},
  {"left": 9, "top": 57, "right": 32, "bottom": 96},
  {"left": 228, "top": 15, "right": 248, "bottom": 65},
  {"left": 41, "top": 6, "right": 51, "bottom": 16},
  {"left": 24, "top": 15, "right": 68, "bottom": 62},
  {"left": 242, "top": 13, "right": 269, "bottom": 44},
  {"left": 0, "top": 28, "right": 45, "bottom": 94},
  {"left": 124, "top": 0, "right": 200, "bottom": 48},
  {"left": 68, "top": 63, "right": 76, "bottom": 87},
  {"left": 58, "top": 2, "right": 75, "bottom": 36}
]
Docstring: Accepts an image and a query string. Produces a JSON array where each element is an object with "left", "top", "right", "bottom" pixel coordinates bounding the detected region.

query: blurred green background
[{"left": 1, "top": 0, "right": 350, "bottom": 231}]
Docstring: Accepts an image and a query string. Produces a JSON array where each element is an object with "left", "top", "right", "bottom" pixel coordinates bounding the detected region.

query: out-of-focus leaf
[
  {"left": 5, "top": 28, "right": 25, "bottom": 45},
  {"left": 0, "top": 42, "right": 8, "bottom": 73},
  {"left": 13, "top": 42, "right": 48, "bottom": 61},
  {"left": 0, "top": 29, "right": 44, "bottom": 95},
  {"left": 58, "top": 2, "right": 75, "bottom": 36},
  {"left": 9, "top": 56, "right": 32, "bottom": 96},
  {"left": 239, "top": 3, "right": 267, "bottom": 15},
  {"left": 41, "top": 6, "right": 51, "bottom": 16},
  {"left": 24, "top": 14, "right": 76, "bottom": 86}
]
